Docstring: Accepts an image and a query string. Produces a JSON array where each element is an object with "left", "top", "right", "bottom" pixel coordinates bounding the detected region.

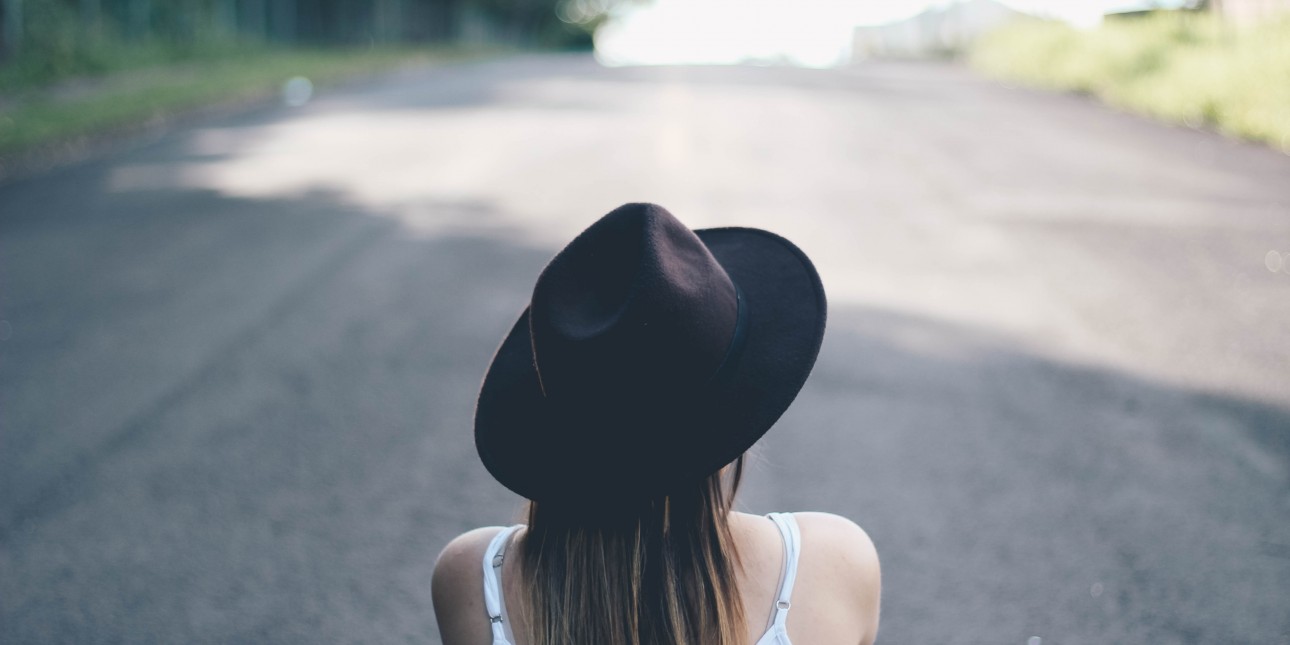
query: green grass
[
  {"left": 0, "top": 46, "right": 491, "bottom": 158},
  {"left": 970, "top": 12, "right": 1290, "bottom": 151}
]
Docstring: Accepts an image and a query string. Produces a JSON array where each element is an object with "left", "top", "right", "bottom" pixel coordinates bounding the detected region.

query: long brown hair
[{"left": 515, "top": 456, "right": 747, "bottom": 645}]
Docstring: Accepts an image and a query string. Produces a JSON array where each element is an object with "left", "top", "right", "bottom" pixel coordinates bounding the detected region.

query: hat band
[{"left": 706, "top": 283, "right": 749, "bottom": 391}]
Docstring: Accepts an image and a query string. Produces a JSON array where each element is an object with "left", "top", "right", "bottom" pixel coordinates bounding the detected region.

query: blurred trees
[{"left": 0, "top": 0, "right": 602, "bottom": 77}]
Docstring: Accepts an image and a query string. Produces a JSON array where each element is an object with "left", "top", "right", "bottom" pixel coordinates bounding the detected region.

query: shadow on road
[{"left": 2, "top": 169, "right": 1288, "bottom": 644}]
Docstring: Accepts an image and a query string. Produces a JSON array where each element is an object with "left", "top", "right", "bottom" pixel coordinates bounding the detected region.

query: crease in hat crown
[
  {"left": 527, "top": 203, "right": 740, "bottom": 405},
  {"left": 474, "top": 201, "right": 828, "bottom": 503}
]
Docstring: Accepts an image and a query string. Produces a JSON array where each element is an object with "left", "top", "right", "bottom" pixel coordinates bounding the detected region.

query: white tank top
[{"left": 481, "top": 512, "right": 802, "bottom": 645}]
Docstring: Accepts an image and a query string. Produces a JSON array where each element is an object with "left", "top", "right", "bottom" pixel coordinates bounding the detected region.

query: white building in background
[{"left": 852, "top": 0, "right": 1023, "bottom": 60}]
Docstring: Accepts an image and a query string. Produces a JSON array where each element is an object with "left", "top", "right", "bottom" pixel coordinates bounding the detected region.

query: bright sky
[{"left": 593, "top": 0, "right": 1185, "bottom": 67}]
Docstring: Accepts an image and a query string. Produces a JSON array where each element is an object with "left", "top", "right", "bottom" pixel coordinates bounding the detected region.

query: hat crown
[
  {"left": 529, "top": 203, "right": 738, "bottom": 407},
  {"left": 475, "top": 202, "right": 827, "bottom": 503}
]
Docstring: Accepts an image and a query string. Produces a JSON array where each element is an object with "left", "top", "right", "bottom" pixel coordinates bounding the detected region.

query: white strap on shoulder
[
  {"left": 481, "top": 525, "right": 524, "bottom": 645},
  {"left": 767, "top": 512, "right": 802, "bottom": 628}
]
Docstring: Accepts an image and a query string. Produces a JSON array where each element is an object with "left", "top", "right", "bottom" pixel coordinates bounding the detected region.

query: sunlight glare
[{"left": 594, "top": 0, "right": 1191, "bottom": 67}]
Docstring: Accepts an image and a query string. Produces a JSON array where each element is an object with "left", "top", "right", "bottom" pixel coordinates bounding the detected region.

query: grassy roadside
[
  {"left": 970, "top": 13, "right": 1290, "bottom": 153},
  {"left": 0, "top": 46, "right": 494, "bottom": 162}
]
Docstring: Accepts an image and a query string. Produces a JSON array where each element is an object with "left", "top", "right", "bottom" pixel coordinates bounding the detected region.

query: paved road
[{"left": 2, "top": 54, "right": 1289, "bottom": 644}]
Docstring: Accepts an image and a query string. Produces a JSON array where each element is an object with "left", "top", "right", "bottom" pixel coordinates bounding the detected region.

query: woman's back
[
  {"left": 432, "top": 511, "right": 880, "bottom": 645},
  {"left": 443, "top": 204, "right": 880, "bottom": 644}
]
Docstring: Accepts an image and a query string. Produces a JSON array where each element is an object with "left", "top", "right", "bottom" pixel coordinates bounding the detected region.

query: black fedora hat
[{"left": 474, "top": 203, "right": 826, "bottom": 503}]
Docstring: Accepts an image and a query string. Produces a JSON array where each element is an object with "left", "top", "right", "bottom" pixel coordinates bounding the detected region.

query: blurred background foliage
[
  {"left": 0, "top": 0, "right": 620, "bottom": 90},
  {"left": 2, "top": 0, "right": 1287, "bottom": 158},
  {"left": 971, "top": 10, "right": 1290, "bottom": 149},
  {"left": 0, "top": 0, "right": 632, "bottom": 158}
]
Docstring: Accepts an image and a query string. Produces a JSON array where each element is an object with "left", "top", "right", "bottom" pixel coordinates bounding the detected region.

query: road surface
[{"left": 2, "top": 54, "right": 1289, "bottom": 644}]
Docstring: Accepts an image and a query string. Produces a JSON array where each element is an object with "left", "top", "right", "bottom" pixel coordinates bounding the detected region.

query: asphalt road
[{"left": 2, "top": 54, "right": 1289, "bottom": 644}]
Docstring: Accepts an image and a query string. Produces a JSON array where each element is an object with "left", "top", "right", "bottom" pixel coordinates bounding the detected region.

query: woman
[{"left": 433, "top": 203, "right": 881, "bottom": 645}]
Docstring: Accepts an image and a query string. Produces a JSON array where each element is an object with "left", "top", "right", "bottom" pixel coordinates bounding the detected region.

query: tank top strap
[
  {"left": 766, "top": 512, "right": 802, "bottom": 629},
  {"left": 481, "top": 525, "right": 524, "bottom": 645}
]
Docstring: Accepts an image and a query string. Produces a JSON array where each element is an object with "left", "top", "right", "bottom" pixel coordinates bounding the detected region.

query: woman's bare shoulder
[
  {"left": 792, "top": 512, "right": 882, "bottom": 645},
  {"left": 793, "top": 512, "right": 878, "bottom": 556},
  {"left": 434, "top": 527, "right": 507, "bottom": 579},
  {"left": 730, "top": 510, "right": 878, "bottom": 566},
  {"left": 431, "top": 527, "right": 508, "bottom": 645}
]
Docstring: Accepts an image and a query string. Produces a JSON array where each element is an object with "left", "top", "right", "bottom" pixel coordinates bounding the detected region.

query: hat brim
[{"left": 474, "top": 227, "right": 826, "bottom": 503}]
